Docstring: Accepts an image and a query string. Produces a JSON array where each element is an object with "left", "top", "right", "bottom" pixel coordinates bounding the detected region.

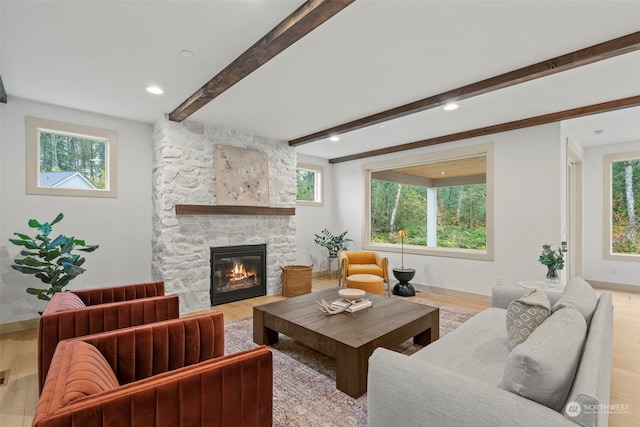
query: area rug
[{"left": 224, "top": 302, "right": 475, "bottom": 427}]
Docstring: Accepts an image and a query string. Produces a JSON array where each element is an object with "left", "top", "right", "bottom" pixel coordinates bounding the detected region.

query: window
[
  {"left": 365, "top": 144, "right": 493, "bottom": 260},
  {"left": 604, "top": 151, "right": 639, "bottom": 260},
  {"left": 26, "top": 117, "right": 117, "bottom": 197},
  {"left": 296, "top": 163, "right": 323, "bottom": 205}
]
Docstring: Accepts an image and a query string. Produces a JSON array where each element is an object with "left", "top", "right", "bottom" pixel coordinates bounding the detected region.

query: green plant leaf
[
  {"left": 11, "top": 265, "right": 41, "bottom": 275},
  {"left": 23, "top": 257, "right": 48, "bottom": 267},
  {"left": 13, "top": 232, "right": 32, "bottom": 240},
  {"left": 50, "top": 234, "right": 70, "bottom": 248},
  {"left": 28, "top": 219, "right": 41, "bottom": 229},
  {"left": 77, "top": 245, "right": 99, "bottom": 252},
  {"left": 35, "top": 272, "right": 51, "bottom": 283},
  {"left": 26, "top": 287, "right": 43, "bottom": 295},
  {"left": 37, "top": 293, "right": 51, "bottom": 301},
  {"left": 62, "top": 263, "right": 85, "bottom": 276},
  {"left": 8, "top": 238, "right": 29, "bottom": 247},
  {"left": 25, "top": 241, "right": 40, "bottom": 250},
  {"left": 45, "top": 250, "right": 61, "bottom": 262},
  {"left": 38, "top": 223, "right": 52, "bottom": 236},
  {"left": 51, "top": 213, "right": 64, "bottom": 226}
]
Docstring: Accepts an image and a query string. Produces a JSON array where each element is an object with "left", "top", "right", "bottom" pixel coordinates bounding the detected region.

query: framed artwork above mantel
[{"left": 215, "top": 145, "right": 269, "bottom": 206}]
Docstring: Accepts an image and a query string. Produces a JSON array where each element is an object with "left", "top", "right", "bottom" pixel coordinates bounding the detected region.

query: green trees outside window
[
  {"left": 370, "top": 180, "right": 486, "bottom": 250},
  {"left": 611, "top": 158, "right": 639, "bottom": 255},
  {"left": 39, "top": 131, "right": 107, "bottom": 189}
]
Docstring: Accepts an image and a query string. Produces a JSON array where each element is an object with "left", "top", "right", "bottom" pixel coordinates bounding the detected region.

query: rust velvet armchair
[
  {"left": 33, "top": 312, "right": 273, "bottom": 427},
  {"left": 37, "top": 281, "right": 180, "bottom": 393}
]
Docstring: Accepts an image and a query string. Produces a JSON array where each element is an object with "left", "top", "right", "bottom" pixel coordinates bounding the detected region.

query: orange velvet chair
[
  {"left": 33, "top": 312, "right": 273, "bottom": 427},
  {"left": 37, "top": 281, "right": 180, "bottom": 393},
  {"left": 339, "top": 251, "right": 389, "bottom": 295}
]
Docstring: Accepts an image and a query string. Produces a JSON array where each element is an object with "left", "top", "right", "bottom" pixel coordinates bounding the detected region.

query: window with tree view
[
  {"left": 38, "top": 131, "right": 107, "bottom": 190},
  {"left": 297, "top": 163, "right": 323, "bottom": 205},
  {"left": 608, "top": 154, "right": 639, "bottom": 256},
  {"left": 26, "top": 117, "right": 117, "bottom": 197},
  {"left": 366, "top": 146, "right": 492, "bottom": 260}
]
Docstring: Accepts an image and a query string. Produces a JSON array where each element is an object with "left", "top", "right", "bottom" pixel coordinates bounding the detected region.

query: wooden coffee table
[{"left": 253, "top": 287, "right": 439, "bottom": 398}]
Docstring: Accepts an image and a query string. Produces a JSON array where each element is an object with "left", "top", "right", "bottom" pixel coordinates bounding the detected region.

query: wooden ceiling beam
[
  {"left": 168, "top": 0, "right": 355, "bottom": 122},
  {"left": 328, "top": 96, "right": 640, "bottom": 164},
  {"left": 291, "top": 31, "right": 640, "bottom": 147}
]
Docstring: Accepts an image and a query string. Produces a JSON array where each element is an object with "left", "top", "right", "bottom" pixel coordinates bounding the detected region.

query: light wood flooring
[{"left": 1, "top": 278, "right": 637, "bottom": 427}]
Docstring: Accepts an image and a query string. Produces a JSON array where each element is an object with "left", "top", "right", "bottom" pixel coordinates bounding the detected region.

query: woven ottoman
[{"left": 346, "top": 274, "right": 384, "bottom": 296}]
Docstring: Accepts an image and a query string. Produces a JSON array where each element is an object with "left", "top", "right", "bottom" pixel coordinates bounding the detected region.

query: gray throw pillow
[
  {"left": 501, "top": 306, "right": 587, "bottom": 412},
  {"left": 552, "top": 277, "right": 597, "bottom": 325},
  {"left": 506, "top": 289, "right": 551, "bottom": 349}
]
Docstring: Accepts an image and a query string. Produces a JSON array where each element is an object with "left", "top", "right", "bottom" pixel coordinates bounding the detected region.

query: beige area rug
[{"left": 224, "top": 302, "right": 475, "bottom": 427}]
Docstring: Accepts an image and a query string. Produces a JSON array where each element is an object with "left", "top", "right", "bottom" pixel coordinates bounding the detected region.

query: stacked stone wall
[{"left": 152, "top": 119, "right": 297, "bottom": 314}]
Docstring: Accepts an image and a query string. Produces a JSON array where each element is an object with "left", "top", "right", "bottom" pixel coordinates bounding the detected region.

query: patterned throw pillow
[{"left": 506, "top": 289, "right": 551, "bottom": 349}]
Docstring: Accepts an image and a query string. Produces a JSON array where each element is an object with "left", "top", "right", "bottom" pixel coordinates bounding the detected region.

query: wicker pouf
[
  {"left": 346, "top": 274, "right": 384, "bottom": 296},
  {"left": 281, "top": 265, "right": 313, "bottom": 297}
]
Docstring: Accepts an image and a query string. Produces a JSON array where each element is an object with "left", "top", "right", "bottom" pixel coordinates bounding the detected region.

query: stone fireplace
[
  {"left": 210, "top": 244, "right": 266, "bottom": 305},
  {"left": 151, "top": 118, "right": 297, "bottom": 315}
]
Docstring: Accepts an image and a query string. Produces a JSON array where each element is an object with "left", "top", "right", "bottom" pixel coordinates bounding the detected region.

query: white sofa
[{"left": 368, "top": 278, "right": 613, "bottom": 427}]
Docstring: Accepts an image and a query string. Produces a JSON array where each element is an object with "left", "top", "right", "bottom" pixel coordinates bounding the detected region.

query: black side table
[{"left": 392, "top": 267, "right": 416, "bottom": 296}]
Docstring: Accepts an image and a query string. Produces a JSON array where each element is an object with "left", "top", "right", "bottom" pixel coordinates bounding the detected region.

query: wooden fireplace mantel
[{"left": 175, "top": 204, "right": 295, "bottom": 216}]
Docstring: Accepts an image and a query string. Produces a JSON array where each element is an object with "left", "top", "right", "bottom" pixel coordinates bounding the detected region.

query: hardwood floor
[{"left": 1, "top": 278, "right": 637, "bottom": 427}]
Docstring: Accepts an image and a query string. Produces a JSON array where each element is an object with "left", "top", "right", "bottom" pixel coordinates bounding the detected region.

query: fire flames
[{"left": 224, "top": 262, "right": 257, "bottom": 288}]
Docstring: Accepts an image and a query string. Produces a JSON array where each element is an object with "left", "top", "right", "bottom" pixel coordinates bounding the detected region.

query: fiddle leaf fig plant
[{"left": 9, "top": 213, "right": 99, "bottom": 301}]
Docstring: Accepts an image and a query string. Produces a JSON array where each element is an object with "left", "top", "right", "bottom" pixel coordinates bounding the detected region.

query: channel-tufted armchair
[
  {"left": 37, "top": 281, "right": 179, "bottom": 393},
  {"left": 33, "top": 312, "right": 273, "bottom": 427}
]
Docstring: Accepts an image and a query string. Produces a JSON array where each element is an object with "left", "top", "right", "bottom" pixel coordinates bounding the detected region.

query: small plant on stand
[
  {"left": 538, "top": 241, "right": 568, "bottom": 283},
  {"left": 9, "top": 213, "right": 99, "bottom": 301},
  {"left": 314, "top": 229, "right": 351, "bottom": 258}
]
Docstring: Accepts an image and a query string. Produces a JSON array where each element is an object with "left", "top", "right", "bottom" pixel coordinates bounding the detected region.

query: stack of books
[{"left": 331, "top": 298, "right": 372, "bottom": 313}]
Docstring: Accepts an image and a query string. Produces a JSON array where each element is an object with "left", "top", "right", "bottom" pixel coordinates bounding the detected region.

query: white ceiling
[{"left": 2, "top": 0, "right": 639, "bottom": 161}]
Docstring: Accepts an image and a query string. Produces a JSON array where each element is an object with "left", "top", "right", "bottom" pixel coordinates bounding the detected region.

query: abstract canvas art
[{"left": 215, "top": 145, "right": 269, "bottom": 206}]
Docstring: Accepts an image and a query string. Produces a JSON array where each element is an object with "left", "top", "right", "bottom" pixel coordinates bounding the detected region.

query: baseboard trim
[
  {"left": 587, "top": 279, "right": 640, "bottom": 293},
  {"left": 0, "top": 317, "right": 38, "bottom": 336},
  {"left": 413, "top": 283, "right": 491, "bottom": 303}
]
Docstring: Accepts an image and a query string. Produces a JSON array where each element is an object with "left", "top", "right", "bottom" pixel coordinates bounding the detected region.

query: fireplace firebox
[{"left": 210, "top": 244, "right": 266, "bottom": 306}]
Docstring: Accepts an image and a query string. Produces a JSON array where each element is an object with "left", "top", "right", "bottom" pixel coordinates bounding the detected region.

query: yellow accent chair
[{"left": 339, "top": 251, "right": 390, "bottom": 296}]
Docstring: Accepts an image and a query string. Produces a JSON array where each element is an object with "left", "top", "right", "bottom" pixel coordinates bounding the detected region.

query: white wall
[
  {"left": 0, "top": 98, "right": 154, "bottom": 323},
  {"left": 583, "top": 140, "right": 640, "bottom": 286},
  {"left": 295, "top": 154, "right": 337, "bottom": 272},
  {"left": 325, "top": 124, "right": 566, "bottom": 296}
]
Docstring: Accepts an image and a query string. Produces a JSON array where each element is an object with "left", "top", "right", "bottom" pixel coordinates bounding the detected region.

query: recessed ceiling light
[
  {"left": 181, "top": 50, "right": 193, "bottom": 57},
  {"left": 443, "top": 103, "right": 459, "bottom": 111},
  {"left": 146, "top": 86, "right": 164, "bottom": 95},
  {"left": 329, "top": 136, "right": 340, "bottom": 142},
  {"left": 440, "top": 171, "right": 446, "bottom": 175}
]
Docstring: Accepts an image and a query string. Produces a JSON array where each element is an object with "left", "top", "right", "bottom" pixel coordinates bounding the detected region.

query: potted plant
[
  {"left": 538, "top": 241, "right": 568, "bottom": 282},
  {"left": 9, "top": 213, "right": 99, "bottom": 301},
  {"left": 314, "top": 229, "right": 351, "bottom": 258}
]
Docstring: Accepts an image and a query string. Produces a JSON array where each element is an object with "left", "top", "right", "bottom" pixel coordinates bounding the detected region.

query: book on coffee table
[{"left": 331, "top": 298, "right": 372, "bottom": 312}]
